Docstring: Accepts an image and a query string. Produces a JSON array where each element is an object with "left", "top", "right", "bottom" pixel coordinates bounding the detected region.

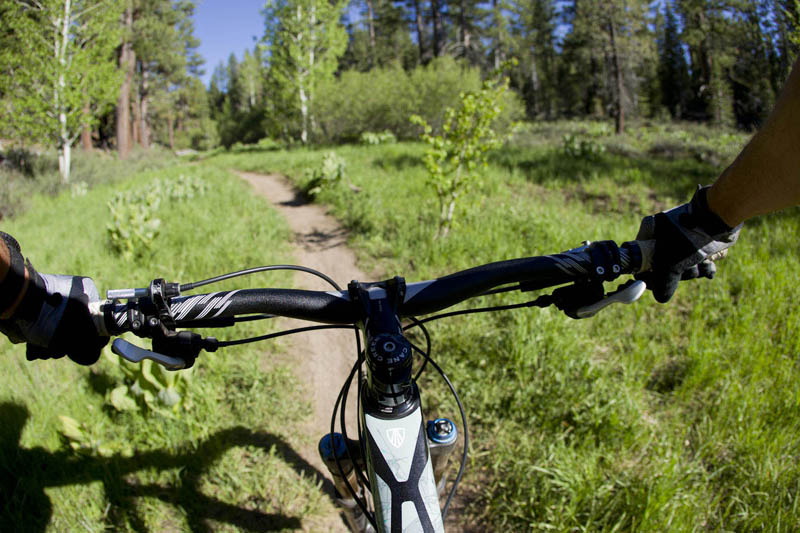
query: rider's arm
[
  {"left": 0, "top": 232, "right": 108, "bottom": 364},
  {"left": 707, "top": 57, "right": 800, "bottom": 226},
  {"left": 637, "top": 58, "right": 800, "bottom": 303}
]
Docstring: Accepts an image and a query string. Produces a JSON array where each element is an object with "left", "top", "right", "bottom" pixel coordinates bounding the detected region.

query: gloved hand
[
  {"left": 636, "top": 185, "right": 742, "bottom": 303},
  {"left": 0, "top": 236, "right": 108, "bottom": 365}
]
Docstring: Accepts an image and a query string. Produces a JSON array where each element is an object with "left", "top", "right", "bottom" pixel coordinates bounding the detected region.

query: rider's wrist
[
  {"left": 689, "top": 185, "right": 737, "bottom": 236},
  {"left": 12, "top": 266, "right": 46, "bottom": 321},
  {"left": 0, "top": 235, "right": 31, "bottom": 319}
]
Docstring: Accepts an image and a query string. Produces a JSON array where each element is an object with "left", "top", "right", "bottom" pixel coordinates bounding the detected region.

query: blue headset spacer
[
  {"left": 426, "top": 418, "right": 457, "bottom": 444},
  {"left": 319, "top": 432, "right": 347, "bottom": 460}
]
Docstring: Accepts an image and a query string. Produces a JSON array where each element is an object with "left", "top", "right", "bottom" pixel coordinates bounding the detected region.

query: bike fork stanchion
[
  {"left": 319, "top": 433, "right": 374, "bottom": 532},
  {"left": 426, "top": 418, "right": 458, "bottom": 497}
]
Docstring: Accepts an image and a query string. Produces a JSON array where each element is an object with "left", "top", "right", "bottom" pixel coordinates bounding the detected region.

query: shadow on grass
[
  {"left": 371, "top": 153, "right": 425, "bottom": 171},
  {"left": 489, "top": 146, "right": 721, "bottom": 200},
  {"left": 228, "top": 144, "right": 283, "bottom": 155},
  {"left": 0, "top": 402, "right": 336, "bottom": 532}
]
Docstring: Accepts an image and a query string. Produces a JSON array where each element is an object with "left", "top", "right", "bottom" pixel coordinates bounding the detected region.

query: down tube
[{"left": 361, "top": 387, "right": 444, "bottom": 533}]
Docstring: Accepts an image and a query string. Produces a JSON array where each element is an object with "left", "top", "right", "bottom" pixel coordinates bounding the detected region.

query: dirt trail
[{"left": 237, "top": 170, "right": 365, "bottom": 531}]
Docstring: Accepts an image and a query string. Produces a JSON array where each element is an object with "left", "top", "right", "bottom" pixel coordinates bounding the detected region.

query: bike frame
[{"left": 348, "top": 278, "right": 445, "bottom": 532}]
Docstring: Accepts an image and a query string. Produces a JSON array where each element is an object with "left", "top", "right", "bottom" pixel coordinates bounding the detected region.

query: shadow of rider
[{"left": 0, "top": 402, "right": 334, "bottom": 532}]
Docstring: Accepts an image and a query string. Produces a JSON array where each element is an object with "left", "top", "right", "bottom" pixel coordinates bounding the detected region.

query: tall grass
[
  {"left": 0, "top": 146, "right": 176, "bottom": 220},
  {"left": 210, "top": 126, "right": 800, "bottom": 531}
]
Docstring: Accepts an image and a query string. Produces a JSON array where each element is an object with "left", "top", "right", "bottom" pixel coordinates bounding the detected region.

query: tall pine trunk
[
  {"left": 459, "top": 0, "right": 471, "bottom": 54},
  {"left": 117, "top": 7, "right": 134, "bottom": 158},
  {"left": 167, "top": 107, "right": 175, "bottom": 150},
  {"left": 412, "top": 0, "right": 425, "bottom": 62},
  {"left": 431, "top": 0, "right": 443, "bottom": 57},
  {"left": 139, "top": 67, "right": 150, "bottom": 148},
  {"left": 366, "top": 0, "right": 375, "bottom": 65},
  {"left": 609, "top": 16, "right": 625, "bottom": 134}
]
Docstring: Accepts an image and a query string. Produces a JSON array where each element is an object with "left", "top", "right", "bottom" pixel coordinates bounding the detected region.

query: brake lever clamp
[
  {"left": 109, "top": 278, "right": 216, "bottom": 369},
  {"left": 582, "top": 240, "right": 624, "bottom": 283}
]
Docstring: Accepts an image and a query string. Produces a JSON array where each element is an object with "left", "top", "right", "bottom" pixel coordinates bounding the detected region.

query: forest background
[{"left": 1, "top": 0, "right": 798, "bottom": 174}]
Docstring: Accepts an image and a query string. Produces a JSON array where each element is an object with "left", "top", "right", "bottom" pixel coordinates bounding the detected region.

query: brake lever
[
  {"left": 112, "top": 339, "right": 188, "bottom": 370},
  {"left": 574, "top": 280, "right": 646, "bottom": 319}
]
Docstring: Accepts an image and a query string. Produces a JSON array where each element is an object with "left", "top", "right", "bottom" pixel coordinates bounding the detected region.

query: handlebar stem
[{"left": 349, "top": 279, "right": 415, "bottom": 409}]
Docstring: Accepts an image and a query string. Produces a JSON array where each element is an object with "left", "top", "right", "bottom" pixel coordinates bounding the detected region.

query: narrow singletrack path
[
  {"left": 237, "top": 170, "right": 472, "bottom": 532},
  {"left": 237, "top": 170, "right": 366, "bottom": 531}
]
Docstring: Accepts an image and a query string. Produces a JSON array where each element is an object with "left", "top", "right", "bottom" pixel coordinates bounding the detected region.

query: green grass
[
  {"left": 0, "top": 146, "right": 177, "bottom": 220},
  {"left": 0, "top": 163, "right": 336, "bottom": 531},
  {"left": 208, "top": 125, "right": 800, "bottom": 531}
]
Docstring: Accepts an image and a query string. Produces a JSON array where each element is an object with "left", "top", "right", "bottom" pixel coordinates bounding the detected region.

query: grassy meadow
[
  {"left": 0, "top": 162, "right": 337, "bottom": 531},
  {"left": 209, "top": 121, "right": 800, "bottom": 531},
  {"left": 1, "top": 120, "right": 799, "bottom": 531}
]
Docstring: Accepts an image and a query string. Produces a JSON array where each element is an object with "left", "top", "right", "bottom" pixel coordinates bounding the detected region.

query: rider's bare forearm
[{"left": 707, "top": 58, "right": 800, "bottom": 227}]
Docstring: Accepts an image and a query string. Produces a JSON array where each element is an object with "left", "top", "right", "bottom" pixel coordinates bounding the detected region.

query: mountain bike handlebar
[{"left": 98, "top": 240, "right": 652, "bottom": 338}]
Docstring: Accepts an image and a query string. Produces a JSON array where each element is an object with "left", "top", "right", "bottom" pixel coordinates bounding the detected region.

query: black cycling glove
[
  {"left": 636, "top": 186, "right": 742, "bottom": 303},
  {"left": 0, "top": 233, "right": 108, "bottom": 365}
]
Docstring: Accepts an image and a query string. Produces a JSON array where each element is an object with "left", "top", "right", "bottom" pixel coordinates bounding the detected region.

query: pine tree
[
  {"left": 559, "top": 0, "right": 653, "bottom": 132},
  {"left": 677, "top": 0, "right": 736, "bottom": 124},
  {"left": 131, "top": 0, "right": 204, "bottom": 149},
  {"left": 729, "top": 1, "right": 778, "bottom": 129},
  {"left": 510, "top": 0, "right": 558, "bottom": 118},
  {"left": 341, "top": 0, "right": 416, "bottom": 70},
  {"left": 658, "top": 1, "right": 690, "bottom": 118}
]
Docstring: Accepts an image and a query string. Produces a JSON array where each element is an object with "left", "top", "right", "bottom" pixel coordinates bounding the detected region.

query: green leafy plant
[
  {"left": 359, "top": 130, "right": 397, "bottom": 145},
  {"left": 163, "top": 174, "right": 209, "bottom": 201},
  {"left": 410, "top": 62, "right": 517, "bottom": 238},
  {"left": 304, "top": 151, "right": 345, "bottom": 198},
  {"left": 104, "top": 350, "right": 195, "bottom": 414},
  {"left": 58, "top": 415, "right": 131, "bottom": 457},
  {"left": 106, "top": 189, "right": 162, "bottom": 261},
  {"left": 106, "top": 175, "right": 207, "bottom": 260},
  {"left": 562, "top": 134, "right": 607, "bottom": 159}
]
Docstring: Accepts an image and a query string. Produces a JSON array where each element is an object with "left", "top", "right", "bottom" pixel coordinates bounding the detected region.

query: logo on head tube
[{"left": 386, "top": 427, "right": 406, "bottom": 448}]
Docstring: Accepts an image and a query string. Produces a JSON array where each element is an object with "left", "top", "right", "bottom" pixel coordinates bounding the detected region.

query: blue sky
[{"left": 193, "top": 1, "right": 266, "bottom": 85}]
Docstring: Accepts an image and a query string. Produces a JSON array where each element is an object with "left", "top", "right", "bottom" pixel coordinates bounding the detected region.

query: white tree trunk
[
  {"left": 58, "top": 139, "right": 71, "bottom": 184},
  {"left": 296, "top": 4, "right": 309, "bottom": 144},
  {"left": 299, "top": 83, "right": 308, "bottom": 144},
  {"left": 57, "top": 0, "right": 72, "bottom": 182},
  {"left": 308, "top": 4, "right": 316, "bottom": 141}
]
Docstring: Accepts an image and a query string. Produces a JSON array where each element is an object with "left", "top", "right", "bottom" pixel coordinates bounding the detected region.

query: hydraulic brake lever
[
  {"left": 112, "top": 339, "right": 188, "bottom": 370},
  {"left": 574, "top": 280, "right": 646, "bottom": 318}
]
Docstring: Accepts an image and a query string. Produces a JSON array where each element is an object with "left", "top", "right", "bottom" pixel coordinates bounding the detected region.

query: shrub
[
  {"left": 304, "top": 152, "right": 345, "bottom": 198},
  {"left": 562, "top": 134, "right": 606, "bottom": 159},
  {"left": 314, "top": 57, "right": 522, "bottom": 144},
  {"left": 105, "top": 353, "right": 194, "bottom": 414},
  {"left": 106, "top": 188, "right": 162, "bottom": 261},
  {"left": 359, "top": 130, "right": 397, "bottom": 145},
  {"left": 411, "top": 63, "right": 518, "bottom": 238}
]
